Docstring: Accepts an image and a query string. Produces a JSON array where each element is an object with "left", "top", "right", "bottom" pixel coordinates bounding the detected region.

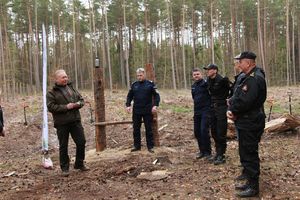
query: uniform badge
[{"left": 242, "top": 84, "right": 248, "bottom": 92}]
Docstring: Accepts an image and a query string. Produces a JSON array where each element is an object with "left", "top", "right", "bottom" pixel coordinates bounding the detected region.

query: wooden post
[
  {"left": 94, "top": 58, "right": 106, "bottom": 151},
  {"left": 145, "top": 63, "right": 160, "bottom": 146}
]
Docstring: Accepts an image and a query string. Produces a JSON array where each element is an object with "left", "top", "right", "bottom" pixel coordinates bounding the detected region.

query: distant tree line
[{"left": 0, "top": 0, "right": 300, "bottom": 99}]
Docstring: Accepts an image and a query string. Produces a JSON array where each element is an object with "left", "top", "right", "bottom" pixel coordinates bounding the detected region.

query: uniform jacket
[
  {"left": 47, "top": 82, "right": 84, "bottom": 127},
  {"left": 207, "top": 74, "right": 230, "bottom": 103},
  {"left": 126, "top": 80, "right": 160, "bottom": 114},
  {"left": 228, "top": 66, "right": 266, "bottom": 130},
  {"left": 191, "top": 79, "right": 211, "bottom": 114}
]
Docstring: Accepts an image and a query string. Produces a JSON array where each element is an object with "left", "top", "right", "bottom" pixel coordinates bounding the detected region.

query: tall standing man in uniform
[
  {"left": 126, "top": 68, "right": 160, "bottom": 153},
  {"left": 191, "top": 68, "right": 211, "bottom": 159},
  {"left": 204, "top": 64, "right": 230, "bottom": 165},
  {"left": 227, "top": 51, "right": 266, "bottom": 197},
  {"left": 47, "top": 69, "right": 89, "bottom": 177}
]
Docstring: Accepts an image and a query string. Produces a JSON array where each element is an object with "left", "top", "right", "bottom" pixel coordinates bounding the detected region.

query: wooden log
[
  {"left": 95, "top": 120, "right": 133, "bottom": 126},
  {"left": 94, "top": 58, "right": 106, "bottom": 151},
  {"left": 264, "top": 114, "right": 300, "bottom": 133},
  {"left": 145, "top": 63, "right": 160, "bottom": 146}
]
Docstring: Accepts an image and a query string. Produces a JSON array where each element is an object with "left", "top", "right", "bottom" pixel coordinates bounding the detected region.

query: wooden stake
[
  {"left": 94, "top": 58, "right": 106, "bottom": 151},
  {"left": 145, "top": 63, "right": 160, "bottom": 147}
]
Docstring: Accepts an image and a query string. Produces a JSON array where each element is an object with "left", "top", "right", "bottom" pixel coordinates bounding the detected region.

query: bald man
[{"left": 47, "top": 69, "right": 88, "bottom": 177}]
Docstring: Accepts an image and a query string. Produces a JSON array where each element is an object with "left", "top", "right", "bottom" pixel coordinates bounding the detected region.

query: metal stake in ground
[
  {"left": 145, "top": 63, "right": 159, "bottom": 147},
  {"left": 94, "top": 58, "right": 106, "bottom": 151},
  {"left": 287, "top": 90, "right": 292, "bottom": 115}
]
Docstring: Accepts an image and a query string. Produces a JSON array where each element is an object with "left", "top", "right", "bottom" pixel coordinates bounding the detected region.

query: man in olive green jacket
[{"left": 47, "top": 69, "right": 88, "bottom": 177}]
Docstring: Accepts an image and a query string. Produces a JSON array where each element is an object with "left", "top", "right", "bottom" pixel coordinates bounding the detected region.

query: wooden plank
[{"left": 95, "top": 120, "right": 133, "bottom": 126}]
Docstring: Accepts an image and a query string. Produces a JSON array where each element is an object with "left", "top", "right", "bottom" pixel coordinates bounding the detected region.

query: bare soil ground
[{"left": 0, "top": 87, "right": 299, "bottom": 200}]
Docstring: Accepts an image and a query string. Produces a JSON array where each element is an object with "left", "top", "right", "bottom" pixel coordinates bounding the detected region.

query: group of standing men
[
  {"left": 45, "top": 51, "right": 265, "bottom": 198},
  {"left": 192, "top": 51, "right": 266, "bottom": 197}
]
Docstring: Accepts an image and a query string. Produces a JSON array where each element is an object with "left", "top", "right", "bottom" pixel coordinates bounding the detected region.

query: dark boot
[
  {"left": 214, "top": 155, "right": 225, "bottom": 165},
  {"left": 235, "top": 182, "right": 250, "bottom": 190},
  {"left": 235, "top": 173, "right": 248, "bottom": 181},
  {"left": 131, "top": 147, "right": 141, "bottom": 152},
  {"left": 236, "top": 180, "right": 259, "bottom": 198}
]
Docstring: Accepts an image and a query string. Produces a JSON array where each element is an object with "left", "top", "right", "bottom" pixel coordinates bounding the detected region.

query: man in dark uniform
[
  {"left": 204, "top": 64, "right": 230, "bottom": 165},
  {"left": 227, "top": 51, "right": 266, "bottom": 197},
  {"left": 47, "top": 69, "right": 88, "bottom": 177},
  {"left": 191, "top": 68, "right": 211, "bottom": 159},
  {"left": 126, "top": 68, "right": 160, "bottom": 153}
]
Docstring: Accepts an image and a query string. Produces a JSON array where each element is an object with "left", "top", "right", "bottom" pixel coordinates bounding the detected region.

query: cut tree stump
[{"left": 264, "top": 114, "right": 300, "bottom": 133}]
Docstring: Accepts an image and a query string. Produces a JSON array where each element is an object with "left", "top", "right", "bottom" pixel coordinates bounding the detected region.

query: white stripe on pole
[{"left": 42, "top": 24, "right": 48, "bottom": 152}]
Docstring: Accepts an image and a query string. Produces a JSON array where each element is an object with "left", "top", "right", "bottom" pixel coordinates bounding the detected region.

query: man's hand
[
  {"left": 152, "top": 106, "right": 158, "bottom": 113},
  {"left": 226, "top": 111, "right": 236, "bottom": 120},
  {"left": 67, "top": 103, "right": 76, "bottom": 110},
  {"left": 126, "top": 106, "right": 132, "bottom": 113}
]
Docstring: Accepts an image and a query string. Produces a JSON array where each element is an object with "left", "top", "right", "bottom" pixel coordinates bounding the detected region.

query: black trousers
[
  {"left": 210, "top": 105, "right": 227, "bottom": 156},
  {"left": 56, "top": 122, "right": 86, "bottom": 171},
  {"left": 238, "top": 127, "right": 263, "bottom": 183},
  {"left": 132, "top": 113, "right": 154, "bottom": 149},
  {"left": 194, "top": 111, "right": 211, "bottom": 154}
]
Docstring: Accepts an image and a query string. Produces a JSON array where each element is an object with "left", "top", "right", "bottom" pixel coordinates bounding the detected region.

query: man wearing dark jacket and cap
[
  {"left": 204, "top": 64, "right": 230, "bottom": 165},
  {"left": 227, "top": 51, "right": 266, "bottom": 197},
  {"left": 47, "top": 69, "right": 88, "bottom": 177}
]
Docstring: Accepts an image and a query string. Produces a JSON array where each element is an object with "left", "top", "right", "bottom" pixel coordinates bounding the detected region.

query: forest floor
[{"left": 0, "top": 86, "right": 299, "bottom": 200}]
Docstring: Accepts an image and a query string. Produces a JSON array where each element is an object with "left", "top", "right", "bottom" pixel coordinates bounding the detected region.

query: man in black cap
[
  {"left": 227, "top": 51, "right": 266, "bottom": 197},
  {"left": 203, "top": 64, "right": 230, "bottom": 165}
]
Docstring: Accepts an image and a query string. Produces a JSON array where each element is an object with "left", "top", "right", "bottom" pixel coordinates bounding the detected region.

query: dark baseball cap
[
  {"left": 234, "top": 51, "right": 256, "bottom": 60},
  {"left": 203, "top": 64, "right": 218, "bottom": 70}
]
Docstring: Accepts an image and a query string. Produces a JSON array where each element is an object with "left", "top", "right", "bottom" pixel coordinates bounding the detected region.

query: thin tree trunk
[
  {"left": 192, "top": 8, "right": 196, "bottom": 69},
  {"left": 210, "top": 1, "right": 214, "bottom": 63},
  {"left": 230, "top": 0, "right": 236, "bottom": 62},
  {"left": 123, "top": 1, "right": 130, "bottom": 88},
  {"left": 73, "top": 0, "right": 78, "bottom": 89},
  {"left": 104, "top": 4, "right": 112, "bottom": 90},
  {"left": 257, "top": 0, "right": 266, "bottom": 74},
  {"left": 166, "top": 1, "right": 176, "bottom": 89},
  {"left": 0, "top": 23, "right": 7, "bottom": 99},
  {"left": 181, "top": 4, "right": 187, "bottom": 89},
  {"left": 34, "top": 0, "right": 40, "bottom": 91},
  {"left": 286, "top": 0, "right": 290, "bottom": 86},
  {"left": 291, "top": 7, "right": 296, "bottom": 85}
]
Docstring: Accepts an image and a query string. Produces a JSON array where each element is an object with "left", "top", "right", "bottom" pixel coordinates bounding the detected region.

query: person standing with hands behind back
[
  {"left": 47, "top": 69, "right": 89, "bottom": 177},
  {"left": 204, "top": 64, "right": 230, "bottom": 165},
  {"left": 191, "top": 68, "right": 212, "bottom": 159},
  {"left": 126, "top": 68, "right": 160, "bottom": 153}
]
